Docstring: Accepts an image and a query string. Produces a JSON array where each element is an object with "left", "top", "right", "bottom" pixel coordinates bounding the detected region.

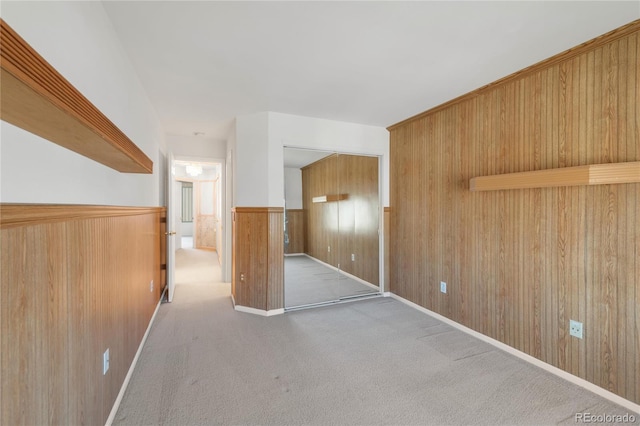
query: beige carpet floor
[
  {"left": 285, "top": 255, "right": 379, "bottom": 308},
  {"left": 113, "top": 249, "right": 636, "bottom": 425}
]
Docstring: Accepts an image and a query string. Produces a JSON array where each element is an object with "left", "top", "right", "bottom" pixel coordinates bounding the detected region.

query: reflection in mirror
[{"left": 283, "top": 147, "right": 380, "bottom": 309}]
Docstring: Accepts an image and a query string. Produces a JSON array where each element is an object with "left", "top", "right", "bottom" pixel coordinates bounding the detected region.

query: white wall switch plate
[
  {"left": 440, "top": 281, "right": 447, "bottom": 294},
  {"left": 150, "top": 280, "right": 154, "bottom": 292}
]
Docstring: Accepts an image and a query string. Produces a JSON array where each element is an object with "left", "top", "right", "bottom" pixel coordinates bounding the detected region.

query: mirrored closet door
[{"left": 283, "top": 147, "right": 380, "bottom": 309}]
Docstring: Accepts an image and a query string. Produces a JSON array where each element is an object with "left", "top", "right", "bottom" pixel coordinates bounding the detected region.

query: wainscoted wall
[
  {"left": 232, "top": 207, "right": 284, "bottom": 311},
  {"left": 388, "top": 21, "right": 639, "bottom": 404},
  {"left": 302, "top": 154, "right": 380, "bottom": 285},
  {"left": 285, "top": 209, "right": 305, "bottom": 254},
  {"left": 0, "top": 204, "right": 164, "bottom": 425}
]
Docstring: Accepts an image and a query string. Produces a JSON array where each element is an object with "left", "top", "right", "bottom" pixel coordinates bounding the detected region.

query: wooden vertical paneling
[
  {"left": 267, "top": 210, "right": 284, "bottom": 311},
  {"left": 232, "top": 207, "right": 284, "bottom": 311},
  {"left": 338, "top": 154, "right": 379, "bottom": 285},
  {"left": 0, "top": 205, "right": 164, "bottom": 425},
  {"left": 303, "top": 154, "right": 339, "bottom": 266},
  {"left": 389, "top": 123, "right": 415, "bottom": 298},
  {"left": 1, "top": 224, "right": 68, "bottom": 425},
  {"left": 284, "top": 209, "right": 305, "bottom": 254},
  {"left": 233, "top": 209, "right": 267, "bottom": 310},
  {"left": 388, "top": 21, "right": 640, "bottom": 404}
]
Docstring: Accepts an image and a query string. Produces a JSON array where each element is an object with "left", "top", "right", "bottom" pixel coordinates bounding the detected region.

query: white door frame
[
  {"left": 166, "top": 152, "right": 176, "bottom": 302},
  {"left": 170, "top": 155, "right": 227, "bottom": 281}
]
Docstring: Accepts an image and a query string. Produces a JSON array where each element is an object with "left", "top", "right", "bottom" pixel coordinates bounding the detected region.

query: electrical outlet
[
  {"left": 440, "top": 281, "right": 447, "bottom": 294},
  {"left": 569, "top": 320, "right": 583, "bottom": 339},
  {"left": 150, "top": 280, "right": 154, "bottom": 292},
  {"left": 351, "top": 253, "right": 355, "bottom": 261},
  {"left": 103, "top": 349, "right": 109, "bottom": 375},
  {"left": 328, "top": 246, "right": 331, "bottom": 253}
]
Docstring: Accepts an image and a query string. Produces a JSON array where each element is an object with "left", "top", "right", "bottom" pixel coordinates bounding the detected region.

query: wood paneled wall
[
  {"left": 0, "top": 204, "right": 164, "bottom": 425},
  {"left": 232, "top": 207, "right": 284, "bottom": 311},
  {"left": 302, "top": 154, "right": 380, "bottom": 285},
  {"left": 388, "top": 21, "right": 640, "bottom": 404},
  {"left": 285, "top": 209, "right": 305, "bottom": 254},
  {"left": 302, "top": 155, "right": 339, "bottom": 265}
]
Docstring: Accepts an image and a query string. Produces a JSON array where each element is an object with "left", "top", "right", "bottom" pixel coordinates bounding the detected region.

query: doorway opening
[
  {"left": 167, "top": 158, "right": 225, "bottom": 302},
  {"left": 173, "top": 160, "right": 221, "bottom": 253},
  {"left": 283, "top": 147, "right": 382, "bottom": 310}
]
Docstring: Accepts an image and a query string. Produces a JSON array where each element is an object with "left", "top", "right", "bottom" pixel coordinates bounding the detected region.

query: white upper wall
[
  {"left": 268, "top": 112, "right": 390, "bottom": 206},
  {"left": 234, "top": 111, "right": 389, "bottom": 207},
  {"left": 166, "top": 134, "right": 226, "bottom": 160},
  {"left": 235, "top": 112, "right": 270, "bottom": 206},
  {"left": 284, "top": 167, "right": 303, "bottom": 210},
  {"left": 0, "top": 2, "right": 164, "bottom": 206}
]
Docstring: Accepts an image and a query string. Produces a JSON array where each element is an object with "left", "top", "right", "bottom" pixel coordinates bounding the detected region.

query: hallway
[{"left": 175, "top": 247, "right": 220, "bottom": 286}]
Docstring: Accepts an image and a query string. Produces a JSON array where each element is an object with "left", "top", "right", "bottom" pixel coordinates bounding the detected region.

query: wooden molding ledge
[
  {"left": 0, "top": 19, "right": 153, "bottom": 174},
  {"left": 470, "top": 162, "right": 640, "bottom": 192},
  {"left": 0, "top": 204, "right": 165, "bottom": 228},
  {"left": 312, "top": 194, "right": 348, "bottom": 203}
]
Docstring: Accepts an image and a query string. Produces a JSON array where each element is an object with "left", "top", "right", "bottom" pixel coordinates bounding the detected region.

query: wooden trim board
[
  {"left": 0, "top": 204, "right": 165, "bottom": 228},
  {"left": 311, "top": 194, "right": 348, "bottom": 203},
  {"left": 470, "top": 162, "right": 640, "bottom": 191},
  {"left": 0, "top": 19, "right": 153, "bottom": 174}
]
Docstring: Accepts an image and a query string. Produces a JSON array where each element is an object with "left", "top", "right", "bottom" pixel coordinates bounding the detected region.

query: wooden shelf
[
  {"left": 470, "top": 161, "right": 640, "bottom": 191},
  {"left": 312, "top": 194, "right": 348, "bottom": 203},
  {"left": 0, "top": 19, "right": 153, "bottom": 174}
]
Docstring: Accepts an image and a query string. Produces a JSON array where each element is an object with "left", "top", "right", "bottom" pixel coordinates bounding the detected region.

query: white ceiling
[{"left": 102, "top": 1, "right": 639, "bottom": 142}]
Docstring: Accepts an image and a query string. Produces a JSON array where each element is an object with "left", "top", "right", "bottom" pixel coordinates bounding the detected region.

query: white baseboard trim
[
  {"left": 234, "top": 304, "right": 285, "bottom": 316},
  {"left": 105, "top": 293, "right": 164, "bottom": 426},
  {"left": 389, "top": 293, "right": 640, "bottom": 415},
  {"left": 231, "top": 293, "right": 284, "bottom": 316}
]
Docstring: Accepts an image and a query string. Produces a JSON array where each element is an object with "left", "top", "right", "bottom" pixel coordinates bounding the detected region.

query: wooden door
[{"left": 194, "top": 180, "right": 217, "bottom": 250}]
